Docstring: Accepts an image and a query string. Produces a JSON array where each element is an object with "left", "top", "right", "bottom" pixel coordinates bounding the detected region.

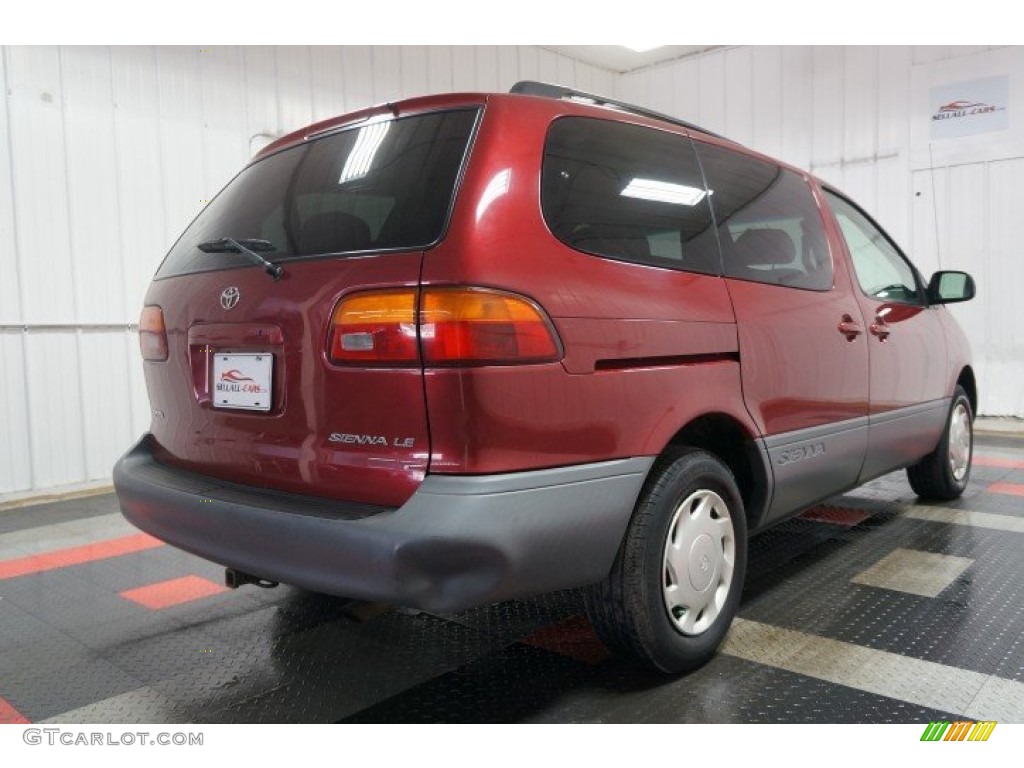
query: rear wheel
[
  {"left": 907, "top": 385, "right": 973, "bottom": 500},
  {"left": 586, "top": 448, "right": 747, "bottom": 673}
]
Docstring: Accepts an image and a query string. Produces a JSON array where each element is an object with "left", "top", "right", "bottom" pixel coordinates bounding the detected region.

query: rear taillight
[
  {"left": 420, "top": 288, "right": 560, "bottom": 364},
  {"left": 327, "top": 290, "right": 419, "bottom": 365},
  {"left": 139, "top": 306, "right": 168, "bottom": 361},
  {"left": 327, "top": 287, "right": 561, "bottom": 367}
]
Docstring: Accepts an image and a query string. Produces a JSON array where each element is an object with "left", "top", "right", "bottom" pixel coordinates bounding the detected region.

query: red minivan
[{"left": 114, "top": 82, "right": 977, "bottom": 673}]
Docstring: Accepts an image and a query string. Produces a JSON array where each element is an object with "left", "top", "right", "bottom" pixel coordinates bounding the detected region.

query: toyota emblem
[{"left": 220, "top": 286, "right": 241, "bottom": 310}]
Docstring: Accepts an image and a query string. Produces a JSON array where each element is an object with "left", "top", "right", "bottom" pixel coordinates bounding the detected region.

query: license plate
[{"left": 212, "top": 353, "right": 273, "bottom": 411}]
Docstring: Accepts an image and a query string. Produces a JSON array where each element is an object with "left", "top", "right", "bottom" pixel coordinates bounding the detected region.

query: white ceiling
[{"left": 543, "top": 45, "right": 721, "bottom": 74}]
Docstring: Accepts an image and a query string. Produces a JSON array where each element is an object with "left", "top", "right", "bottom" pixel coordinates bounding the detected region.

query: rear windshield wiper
[{"left": 198, "top": 238, "right": 284, "bottom": 281}]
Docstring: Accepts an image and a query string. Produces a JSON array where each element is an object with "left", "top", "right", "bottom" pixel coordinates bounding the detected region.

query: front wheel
[
  {"left": 586, "top": 448, "right": 747, "bottom": 673},
  {"left": 907, "top": 386, "right": 973, "bottom": 500}
]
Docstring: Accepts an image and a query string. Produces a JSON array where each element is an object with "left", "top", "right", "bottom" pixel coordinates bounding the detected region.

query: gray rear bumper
[{"left": 113, "top": 435, "right": 654, "bottom": 612}]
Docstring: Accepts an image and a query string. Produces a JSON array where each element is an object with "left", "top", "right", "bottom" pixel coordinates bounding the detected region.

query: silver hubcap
[
  {"left": 949, "top": 402, "right": 971, "bottom": 482},
  {"left": 662, "top": 489, "right": 735, "bottom": 636}
]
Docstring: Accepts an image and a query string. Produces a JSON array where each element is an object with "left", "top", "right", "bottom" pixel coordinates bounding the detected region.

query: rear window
[
  {"left": 157, "top": 109, "right": 479, "bottom": 278},
  {"left": 541, "top": 117, "right": 719, "bottom": 275},
  {"left": 695, "top": 142, "right": 832, "bottom": 291}
]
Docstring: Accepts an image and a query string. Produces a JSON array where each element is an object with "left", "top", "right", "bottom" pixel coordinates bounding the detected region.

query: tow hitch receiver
[{"left": 225, "top": 568, "right": 279, "bottom": 590}]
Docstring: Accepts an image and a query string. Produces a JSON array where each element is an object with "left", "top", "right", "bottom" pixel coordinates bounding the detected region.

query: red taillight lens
[
  {"left": 327, "top": 287, "right": 561, "bottom": 367},
  {"left": 420, "top": 288, "right": 560, "bottom": 365},
  {"left": 327, "top": 289, "right": 419, "bottom": 365},
  {"left": 139, "top": 306, "right": 168, "bottom": 361}
]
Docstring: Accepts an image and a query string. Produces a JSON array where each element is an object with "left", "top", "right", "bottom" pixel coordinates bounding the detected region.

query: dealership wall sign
[{"left": 930, "top": 75, "right": 1008, "bottom": 139}]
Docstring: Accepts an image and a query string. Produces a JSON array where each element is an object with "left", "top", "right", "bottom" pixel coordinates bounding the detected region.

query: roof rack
[{"left": 509, "top": 81, "right": 727, "bottom": 141}]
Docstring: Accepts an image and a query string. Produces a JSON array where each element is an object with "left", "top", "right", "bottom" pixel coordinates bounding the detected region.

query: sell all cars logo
[
  {"left": 931, "top": 100, "right": 1004, "bottom": 122},
  {"left": 216, "top": 369, "right": 265, "bottom": 394}
]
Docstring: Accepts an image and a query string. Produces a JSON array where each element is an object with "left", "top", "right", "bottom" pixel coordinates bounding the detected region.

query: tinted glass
[
  {"left": 157, "top": 109, "right": 479, "bottom": 278},
  {"left": 696, "top": 143, "right": 832, "bottom": 291},
  {"left": 825, "top": 190, "right": 920, "bottom": 303},
  {"left": 541, "top": 117, "right": 719, "bottom": 275}
]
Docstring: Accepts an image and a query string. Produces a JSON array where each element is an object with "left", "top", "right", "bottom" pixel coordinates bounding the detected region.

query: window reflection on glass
[
  {"left": 825, "top": 191, "right": 919, "bottom": 303},
  {"left": 158, "top": 109, "right": 478, "bottom": 278},
  {"left": 620, "top": 179, "right": 707, "bottom": 206},
  {"left": 541, "top": 117, "right": 720, "bottom": 275},
  {"left": 339, "top": 120, "right": 392, "bottom": 183},
  {"left": 696, "top": 142, "right": 833, "bottom": 292}
]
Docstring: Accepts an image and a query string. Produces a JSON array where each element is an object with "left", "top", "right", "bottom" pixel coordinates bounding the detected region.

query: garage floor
[{"left": 2, "top": 433, "right": 1023, "bottom": 724}]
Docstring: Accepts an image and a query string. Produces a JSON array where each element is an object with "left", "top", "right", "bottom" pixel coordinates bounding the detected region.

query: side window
[
  {"left": 696, "top": 143, "right": 833, "bottom": 291},
  {"left": 824, "top": 190, "right": 920, "bottom": 303},
  {"left": 541, "top": 117, "right": 719, "bottom": 275}
]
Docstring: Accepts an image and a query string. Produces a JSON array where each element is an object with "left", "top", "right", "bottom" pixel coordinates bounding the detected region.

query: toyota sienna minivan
[{"left": 115, "top": 81, "right": 977, "bottom": 673}]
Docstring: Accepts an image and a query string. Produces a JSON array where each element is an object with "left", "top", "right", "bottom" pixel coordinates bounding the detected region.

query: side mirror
[{"left": 928, "top": 270, "right": 976, "bottom": 304}]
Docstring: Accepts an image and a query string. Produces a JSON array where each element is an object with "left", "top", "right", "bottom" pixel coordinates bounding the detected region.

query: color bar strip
[
  {"left": 988, "top": 483, "right": 1024, "bottom": 497},
  {"left": 977, "top": 721, "right": 997, "bottom": 741},
  {"left": 921, "top": 721, "right": 949, "bottom": 741},
  {"left": 945, "top": 721, "right": 969, "bottom": 741},
  {"left": 0, "top": 696, "right": 30, "bottom": 724},
  {"left": 0, "top": 533, "right": 163, "bottom": 580},
  {"left": 120, "top": 575, "right": 228, "bottom": 610},
  {"left": 967, "top": 721, "right": 983, "bottom": 741}
]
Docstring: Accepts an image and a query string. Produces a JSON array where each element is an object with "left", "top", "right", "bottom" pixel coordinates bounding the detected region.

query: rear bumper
[{"left": 113, "top": 435, "right": 654, "bottom": 612}]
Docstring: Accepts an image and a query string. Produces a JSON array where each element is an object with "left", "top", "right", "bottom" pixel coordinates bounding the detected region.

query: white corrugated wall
[
  {"left": 617, "top": 45, "right": 1024, "bottom": 419},
  {"left": 2, "top": 45, "right": 1021, "bottom": 500},
  {"left": 0, "top": 45, "right": 615, "bottom": 500}
]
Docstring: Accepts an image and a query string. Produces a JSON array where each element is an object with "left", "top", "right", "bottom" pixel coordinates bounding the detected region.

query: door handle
[
  {"left": 870, "top": 319, "right": 891, "bottom": 341},
  {"left": 837, "top": 315, "right": 862, "bottom": 341}
]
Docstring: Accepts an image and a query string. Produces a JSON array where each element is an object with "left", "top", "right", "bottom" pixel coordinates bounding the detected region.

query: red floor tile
[
  {"left": 521, "top": 614, "right": 610, "bottom": 666},
  {"left": 800, "top": 507, "right": 872, "bottom": 527},
  {"left": 120, "top": 575, "right": 229, "bottom": 610},
  {"left": 0, "top": 696, "right": 30, "bottom": 724},
  {"left": 988, "top": 482, "right": 1024, "bottom": 497},
  {"left": 0, "top": 533, "right": 163, "bottom": 580},
  {"left": 973, "top": 455, "right": 1024, "bottom": 470}
]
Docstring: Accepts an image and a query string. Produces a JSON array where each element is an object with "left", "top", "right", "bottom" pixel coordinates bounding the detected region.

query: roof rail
[{"left": 509, "top": 80, "right": 727, "bottom": 141}]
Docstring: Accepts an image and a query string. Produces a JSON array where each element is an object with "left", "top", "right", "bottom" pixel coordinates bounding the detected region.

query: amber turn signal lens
[{"left": 139, "top": 305, "right": 168, "bottom": 362}]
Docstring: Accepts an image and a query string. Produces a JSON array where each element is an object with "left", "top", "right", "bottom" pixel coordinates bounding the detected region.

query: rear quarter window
[
  {"left": 541, "top": 117, "right": 720, "bottom": 275},
  {"left": 695, "top": 142, "right": 833, "bottom": 292}
]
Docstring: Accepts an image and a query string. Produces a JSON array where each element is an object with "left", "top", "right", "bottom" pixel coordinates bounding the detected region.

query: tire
[
  {"left": 907, "top": 385, "right": 973, "bottom": 500},
  {"left": 586, "top": 447, "right": 747, "bottom": 673}
]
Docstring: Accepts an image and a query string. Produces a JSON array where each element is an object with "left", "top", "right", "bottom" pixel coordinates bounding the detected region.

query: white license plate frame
[{"left": 212, "top": 353, "right": 273, "bottom": 412}]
